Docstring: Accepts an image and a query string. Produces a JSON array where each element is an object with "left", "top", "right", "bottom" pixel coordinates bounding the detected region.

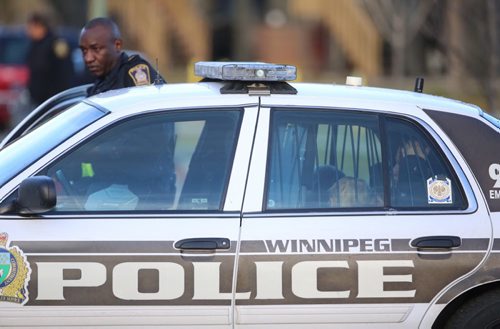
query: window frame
[
  {"left": 263, "top": 107, "right": 475, "bottom": 214},
  {"left": 29, "top": 107, "right": 244, "bottom": 215}
]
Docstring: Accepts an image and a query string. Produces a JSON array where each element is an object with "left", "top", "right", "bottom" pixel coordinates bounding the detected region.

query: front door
[{"left": 0, "top": 106, "right": 254, "bottom": 327}]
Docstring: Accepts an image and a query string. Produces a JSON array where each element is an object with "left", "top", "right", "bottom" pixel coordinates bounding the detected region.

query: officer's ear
[{"left": 114, "top": 38, "right": 123, "bottom": 52}]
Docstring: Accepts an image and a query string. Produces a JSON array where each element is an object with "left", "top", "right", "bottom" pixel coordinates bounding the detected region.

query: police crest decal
[
  {"left": 0, "top": 233, "right": 31, "bottom": 304},
  {"left": 427, "top": 176, "right": 452, "bottom": 204}
]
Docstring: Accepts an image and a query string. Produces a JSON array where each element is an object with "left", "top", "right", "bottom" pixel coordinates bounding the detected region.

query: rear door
[
  {"left": 0, "top": 105, "right": 258, "bottom": 327},
  {"left": 0, "top": 84, "right": 89, "bottom": 148},
  {"left": 235, "top": 104, "right": 490, "bottom": 328}
]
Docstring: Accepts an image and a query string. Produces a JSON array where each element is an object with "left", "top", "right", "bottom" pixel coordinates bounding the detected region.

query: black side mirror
[
  {"left": 18, "top": 176, "right": 56, "bottom": 214},
  {"left": 0, "top": 176, "right": 56, "bottom": 215}
]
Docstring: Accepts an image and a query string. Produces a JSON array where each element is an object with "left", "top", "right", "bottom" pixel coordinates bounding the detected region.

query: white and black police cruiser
[{"left": 0, "top": 62, "right": 499, "bottom": 328}]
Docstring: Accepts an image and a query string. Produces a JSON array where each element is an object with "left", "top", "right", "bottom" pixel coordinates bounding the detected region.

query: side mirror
[{"left": 0, "top": 176, "right": 56, "bottom": 215}]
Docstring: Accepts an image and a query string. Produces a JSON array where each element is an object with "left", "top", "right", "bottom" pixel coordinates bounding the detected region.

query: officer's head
[{"left": 79, "top": 17, "right": 123, "bottom": 78}]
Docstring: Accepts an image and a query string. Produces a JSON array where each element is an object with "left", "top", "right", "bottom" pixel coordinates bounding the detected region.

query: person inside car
[
  {"left": 328, "top": 176, "right": 372, "bottom": 207},
  {"left": 391, "top": 137, "right": 434, "bottom": 205}
]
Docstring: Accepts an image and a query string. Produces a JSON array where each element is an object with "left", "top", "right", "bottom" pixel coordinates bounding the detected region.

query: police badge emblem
[
  {"left": 0, "top": 233, "right": 31, "bottom": 304},
  {"left": 427, "top": 176, "right": 453, "bottom": 204},
  {"left": 128, "top": 64, "right": 151, "bottom": 86}
]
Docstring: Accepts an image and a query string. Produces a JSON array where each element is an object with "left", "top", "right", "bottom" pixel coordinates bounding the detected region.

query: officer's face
[{"left": 79, "top": 25, "right": 122, "bottom": 77}]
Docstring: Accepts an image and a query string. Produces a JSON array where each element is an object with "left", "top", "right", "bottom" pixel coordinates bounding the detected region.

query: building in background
[{"left": 0, "top": 0, "right": 498, "bottom": 115}]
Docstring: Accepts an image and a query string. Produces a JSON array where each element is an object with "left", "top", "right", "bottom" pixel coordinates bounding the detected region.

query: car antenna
[
  {"left": 414, "top": 77, "right": 424, "bottom": 93},
  {"left": 154, "top": 58, "right": 163, "bottom": 85}
]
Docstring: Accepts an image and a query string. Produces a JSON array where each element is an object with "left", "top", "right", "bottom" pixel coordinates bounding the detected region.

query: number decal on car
[{"left": 489, "top": 163, "right": 500, "bottom": 199}]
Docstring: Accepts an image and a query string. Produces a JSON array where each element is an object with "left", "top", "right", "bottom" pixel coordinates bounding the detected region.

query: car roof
[
  {"left": 86, "top": 81, "right": 482, "bottom": 119},
  {"left": 291, "top": 83, "right": 482, "bottom": 116}
]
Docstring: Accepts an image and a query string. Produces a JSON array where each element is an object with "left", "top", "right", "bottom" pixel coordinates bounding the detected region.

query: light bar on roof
[{"left": 195, "top": 61, "right": 297, "bottom": 81}]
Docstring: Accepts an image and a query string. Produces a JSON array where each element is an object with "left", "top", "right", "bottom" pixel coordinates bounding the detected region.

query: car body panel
[
  {"left": 0, "top": 216, "right": 239, "bottom": 327},
  {"left": 0, "top": 78, "right": 498, "bottom": 328}
]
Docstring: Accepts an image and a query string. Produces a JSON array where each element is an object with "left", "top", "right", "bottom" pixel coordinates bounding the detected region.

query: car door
[
  {"left": 235, "top": 104, "right": 490, "bottom": 328},
  {"left": 0, "top": 84, "right": 89, "bottom": 149},
  {"left": 0, "top": 105, "right": 258, "bottom": 327}
]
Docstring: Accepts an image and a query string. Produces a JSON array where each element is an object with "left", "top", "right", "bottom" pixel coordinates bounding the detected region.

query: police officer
[
  {"left": 79, "top": 17, "right": 165, "bottom": 96},
  {"left": 26, "top": 13, "right": 75, "bottom": 107}
]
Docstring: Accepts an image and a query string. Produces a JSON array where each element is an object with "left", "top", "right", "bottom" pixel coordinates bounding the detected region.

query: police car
[{"left": 0, "top": 62, "right": 499, "bottom": 329}]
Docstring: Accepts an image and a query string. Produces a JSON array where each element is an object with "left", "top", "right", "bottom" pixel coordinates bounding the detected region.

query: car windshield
[{"left": 0, "top": 102, "right": 106, "bottom": 187}]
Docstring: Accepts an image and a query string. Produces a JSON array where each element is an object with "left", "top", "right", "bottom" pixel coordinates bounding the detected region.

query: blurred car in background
[
  {"left": 0, "top": 83, "right": 89, "bottom": 149},
  {"left": 0, "top": 27, "right": 29, "bottom": 130},
  {"left": 0, "top": 26, "right": 92, "bottom": 131}
]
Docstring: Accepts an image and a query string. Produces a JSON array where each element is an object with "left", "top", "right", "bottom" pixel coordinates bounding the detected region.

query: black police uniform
[
  {"left": 87, "top": 52, "right": 164, "bottom": 96},
  {"left": 26, "top": 32, "right": 75, "bottom": 106}
]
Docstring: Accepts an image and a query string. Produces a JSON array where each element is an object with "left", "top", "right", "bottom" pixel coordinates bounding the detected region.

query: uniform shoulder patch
[
  {"left": 0, "top": 233, "right": 31, "bottom": 305},
  {"left": 53, "top": 39, "right": 69, "bottom": 59},
  {"left": 128, "top": 64, "right": 151, "bottom": 86}
]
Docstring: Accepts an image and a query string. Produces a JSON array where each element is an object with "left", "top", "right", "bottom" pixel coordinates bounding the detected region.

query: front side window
[
  {"left": 38, "top": 109, "right": 241, "bottom": 212},
  {"left": 266, "top": 109, "right": 466, "bottom": 211},
  {"left": 0, "top": 102, "right": 105, "bottom": 187}
]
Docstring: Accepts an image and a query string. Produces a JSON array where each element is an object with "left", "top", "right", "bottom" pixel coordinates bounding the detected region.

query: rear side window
[{"left": 266, "top": 109, "right": 466, "bottom": 211}]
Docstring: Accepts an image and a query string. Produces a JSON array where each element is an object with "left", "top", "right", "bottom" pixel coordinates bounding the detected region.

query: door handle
[
  {"left": 410, "top": 236, "right": 461, "bottom": 249},
  {"left": 174, "top": 237, "right": 230, "bottom": 250}
]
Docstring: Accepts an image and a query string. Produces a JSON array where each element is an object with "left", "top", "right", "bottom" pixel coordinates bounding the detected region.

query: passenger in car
[
  {"left": 82, "top": 136, "right": 140, "bottom": 211},
  {"left": 328, "top": 176, "right": 371, "bottom": 207},
  {"left": 83, "top": 124, "right": 175, "bottom": 211},
  {"left": 392, "top": 137, "right": 434, "bottom": 205},
  {"left": 393, "top": 139, "right": 429, "bottom": 182},
  {"left": 307, "top": 165, "right": 345, "bottom": 207}
]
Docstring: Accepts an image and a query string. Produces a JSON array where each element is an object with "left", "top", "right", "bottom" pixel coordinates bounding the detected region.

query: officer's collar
[
  {"left": 118, "top": 52, "right": 129, "bottom": 64},
  {"left": 97, "top": 52, "right": 128, "bottom": 83}
]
